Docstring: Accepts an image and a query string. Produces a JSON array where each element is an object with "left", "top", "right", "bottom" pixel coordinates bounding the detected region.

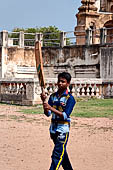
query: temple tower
[
  {"left": 75, "top": 0, "right": 113, "bottom": 45},
  {"left": 75, "top": 0, "right": 99, "bottom": 45}
]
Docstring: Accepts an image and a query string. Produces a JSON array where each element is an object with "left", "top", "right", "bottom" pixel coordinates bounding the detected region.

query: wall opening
[{"left": 104, "top": 20, "right": 113, "bottom": 43}]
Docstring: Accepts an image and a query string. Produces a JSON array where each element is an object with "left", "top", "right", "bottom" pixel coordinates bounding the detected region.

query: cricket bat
[{"left": 35, "top": 41, "right": 45, "bottom": 94}]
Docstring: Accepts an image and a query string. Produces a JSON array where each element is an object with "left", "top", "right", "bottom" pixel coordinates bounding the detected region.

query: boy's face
[{"left": 57, "top": 77, "right": 70, "bottom": 91}]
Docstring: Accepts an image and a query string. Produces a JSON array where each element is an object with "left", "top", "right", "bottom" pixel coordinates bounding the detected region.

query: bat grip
[
  {"left": 41, "top": 87, "right": 45, "bottom": 94},
  {"left": 41, "top": 87, "right": 47, "bottom": 103}
]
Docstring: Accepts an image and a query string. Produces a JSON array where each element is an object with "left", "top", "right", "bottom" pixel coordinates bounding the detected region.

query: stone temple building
[
  {"left": 0, "top": 0, "right": 113, "bottom": 105},
  {"left": 75, "top": 0, "right": 113, "bottom": 45}
]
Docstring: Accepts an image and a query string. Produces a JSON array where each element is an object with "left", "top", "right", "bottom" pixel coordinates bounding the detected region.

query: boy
[{"left": 41, "top": 72, "right": 76, "bottom": 170}]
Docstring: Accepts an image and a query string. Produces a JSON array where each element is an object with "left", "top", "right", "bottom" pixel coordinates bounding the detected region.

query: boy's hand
[
  {"left": 42, "top": 102, "right": 51, "bottom": 116},
  {"left": 40, "top": 93, "right": 47, "bottom": 103},
  {"left": 43, "top": 103, "right": 63, "bottom": 118},
  {"left": 43, "top": 103, "right": 51, "bottom": 110}
]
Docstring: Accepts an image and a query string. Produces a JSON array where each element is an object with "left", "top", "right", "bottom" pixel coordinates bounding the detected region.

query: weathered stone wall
[
  {"left": 0, "top": 47, "right": 2, "bottom": 77},
  {"left": 0, "top": 43, "right": 113, "bottom": 103},
  {"left": 100, "top": 47, "right": 113, "bottom": 79},
  {"left": 42, "top": 45, "right": 100, "bottom": 78},
  {"left": 4, "top": 47, "right": 36, "bottom": 78},
  {"left": 1, "top": 44, "right": 101, "bottom": 79},
  {"left": 98, "top": 13, "right": 113, "bottom": 28},
  {"left": 2, "top": 44, "right": 113, "bottom": 80}
]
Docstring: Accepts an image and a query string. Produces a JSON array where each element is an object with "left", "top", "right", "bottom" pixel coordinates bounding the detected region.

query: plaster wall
[
  {"left": 2, "top": 45, "right": 100, "bottom": 79},
  {"left": 100, "top": 47, "right": 113, "bottom": 79}
]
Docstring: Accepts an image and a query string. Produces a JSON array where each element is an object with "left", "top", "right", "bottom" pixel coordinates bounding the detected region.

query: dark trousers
[{"left": 49, "top": 132, "right": 73, "bottom": 170}]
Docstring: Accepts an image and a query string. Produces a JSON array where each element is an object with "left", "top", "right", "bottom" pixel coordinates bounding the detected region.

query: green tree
[{"left": 10, "top": 26, "right": 61, "bottom": 46}]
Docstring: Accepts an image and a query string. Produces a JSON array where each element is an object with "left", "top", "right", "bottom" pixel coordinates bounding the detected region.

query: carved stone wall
[
  {"left": 42, "top": 45, "right": 100, "bottom": 78},
  {"left": 0, "top": 43, "right": 113, "bottom": 80},
  {"left": 100, "top": 47, "right": 113, "bottom": 79},
  {"left": 3, "top": 47, "right": 36, "bottom": 78},
  {"left": 0, "top": 44, "right": 100, "bottom": 79}
]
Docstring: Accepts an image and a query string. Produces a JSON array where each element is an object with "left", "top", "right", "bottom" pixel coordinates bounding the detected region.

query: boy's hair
[{"left": 58, "top": 72, "right": 71, "bottom": 83}]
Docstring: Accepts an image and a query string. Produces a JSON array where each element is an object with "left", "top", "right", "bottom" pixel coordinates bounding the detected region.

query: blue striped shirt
[{"left": 47, "top": 89, "right": 76, "bottom": 134}]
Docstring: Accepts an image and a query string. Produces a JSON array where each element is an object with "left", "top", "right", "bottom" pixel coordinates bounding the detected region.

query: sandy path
[{"left": 0, "top": 104, "right": 113, "bottom": 170}]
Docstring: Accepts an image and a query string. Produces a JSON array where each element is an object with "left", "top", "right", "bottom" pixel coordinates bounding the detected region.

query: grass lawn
[
  {"left": 72, "top": 98, "right": 113, "bottom": 118},
  {"left": 19, "top": 98, "right": 113, "bottom": 118}
]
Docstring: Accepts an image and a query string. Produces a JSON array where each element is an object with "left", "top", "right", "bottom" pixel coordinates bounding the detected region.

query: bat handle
[
  {"left": 41, "top": 87, "right": 47, "bottom": 103},
  {"left": 41, "top": 86, "right": 45, "bottom": 94}
]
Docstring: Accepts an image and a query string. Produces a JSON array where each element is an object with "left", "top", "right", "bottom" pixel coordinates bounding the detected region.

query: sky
[{"left": 0, "top": 0, "right": 81, "bottom": 32}]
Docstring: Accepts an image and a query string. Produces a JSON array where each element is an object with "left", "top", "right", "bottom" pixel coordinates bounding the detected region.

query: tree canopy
[{"left": 10, "top": 26, "right": 61, "bottom": 46}]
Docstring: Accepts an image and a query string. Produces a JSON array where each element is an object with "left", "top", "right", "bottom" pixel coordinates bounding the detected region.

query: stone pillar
[
  {"left": 95, "top": 0, "right": 101, "bottom": 12},
  {"left": 60, "top": 31, "right": 66, "bottom": 47},
  {"left": 34, "top": 82, "right": 42, "bottom": 104},
  {"left": 35, "top": 33, "right": 43, "bottom": 46},
  {"left": 0, "top": 30, "right": 8, "bottom": 47},
  {"left": 0, "top": 30, "right": 8, "bottom": 78},
  {"left": 24, "top": 81, "right": 42, "bottom": 105},
  {"left": 100, "top": 27, "right": 107, "bottom": 45},
  {"left": 74, "top": 26, "right": 86, "bottom": 45},
  {"left": 19, "top": 31, "right": 24, "bottom": 48},
  {"left": 86, "top": 28, "right": 93, "bottom": 45}
]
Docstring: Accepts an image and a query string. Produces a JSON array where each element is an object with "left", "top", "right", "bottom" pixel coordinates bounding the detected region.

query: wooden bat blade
[{"left": 35, "top": 41, "right": 45, "bottom": 87}]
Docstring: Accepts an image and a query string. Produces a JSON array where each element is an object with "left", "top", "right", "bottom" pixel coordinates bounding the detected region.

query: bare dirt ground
[{"left": 0, "top": 104, "right": 113, "bottom": 170}]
